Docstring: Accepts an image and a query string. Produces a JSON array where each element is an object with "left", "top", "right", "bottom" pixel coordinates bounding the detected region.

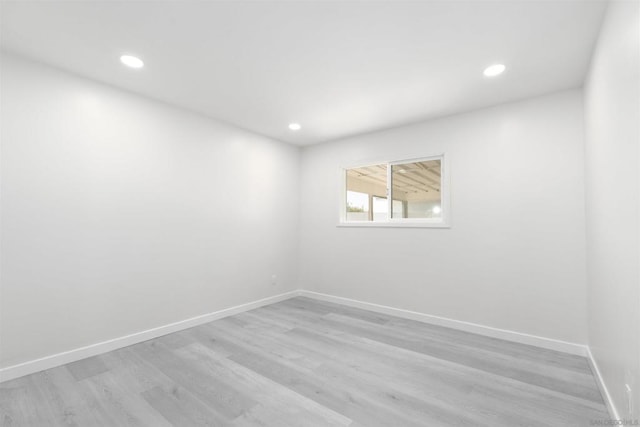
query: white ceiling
[{"left": 0, "top": 0, "right": 607, "bottom": 146}]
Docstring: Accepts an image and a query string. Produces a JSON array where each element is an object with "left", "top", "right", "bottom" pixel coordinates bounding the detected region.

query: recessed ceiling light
[
  {"left": 483, "top": 63, "right": 505, "bottom": 77},
  {"left": 120, "top": 55, "right": 144, "bottom": 69},
  {"left": 288, "top": 123, "right": 301, "bottom": 131}
]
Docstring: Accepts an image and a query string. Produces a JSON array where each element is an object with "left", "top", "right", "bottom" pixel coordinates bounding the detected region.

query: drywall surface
[
  {"left": 298, "top": 90, "right": 588, "bottom": 345},
  {"left": 0, "top": 54, "right": 300, "bottom": 368},
  {"left": 584, "top": 0, "right": 640, "bottom": 419}
]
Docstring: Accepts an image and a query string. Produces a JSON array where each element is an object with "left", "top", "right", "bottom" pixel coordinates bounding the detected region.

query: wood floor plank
[
  {"left": 28, "top": 366, "right": 104, "bottom": 427},
  {"left": 296, "top": 296, "right": 591, "bottom": 374},
  {"left": 229, "top": 348, "right": 422, "bottom": 427},
  {"left": 103, "top": 349, "right": 222, "bottom": 426},
  {"left": 0, "top": 297, "right": 609, "bottom": 426},
  {"left": 261, "top": 307, "right": 608, "bottom": 420},
  {"left": 128, "top": 340, "right": 256, "bottom": 422},
  {"left": 66, "top": 356, "right": 109, "bottom": 382},
  {"left": 177, "top": 342, "right": 352, "bottom": 427},
  {"left": 80, "top": 370, "right": 174, "bottom": 427},
  {"left": 140, "top": 385, "right": 218, "bottom": 427},
  {"left": 318, "top": 311, "right": 602, "bottom": 403}
]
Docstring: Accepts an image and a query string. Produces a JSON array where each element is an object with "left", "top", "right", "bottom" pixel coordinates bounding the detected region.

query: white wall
[
  {"left": 299, "top": 90, "right": 588, "bottom": 345},
  {"left": 584, "top": 0, "right": 640, "bottom": 419},
  {"left": 0, "top": 54, "right": 300, "bottom": 369}
]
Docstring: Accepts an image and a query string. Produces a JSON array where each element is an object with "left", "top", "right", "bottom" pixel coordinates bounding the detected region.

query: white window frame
[{"left": 338, "top": 154, "right": 450, "bottom": 228}]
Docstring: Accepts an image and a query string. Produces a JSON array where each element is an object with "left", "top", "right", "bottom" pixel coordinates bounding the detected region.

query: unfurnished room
[{"left": 0, "top": 0, "right": 638, "bottom": 426}]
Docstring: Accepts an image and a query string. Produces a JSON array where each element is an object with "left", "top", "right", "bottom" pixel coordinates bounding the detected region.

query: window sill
[{"left": 337, "top": 221, "right": 450, "bottom": 229}]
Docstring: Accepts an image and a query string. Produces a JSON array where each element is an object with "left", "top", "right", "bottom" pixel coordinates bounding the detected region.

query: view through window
[{"left": 344, "top": 156, "right": 444, "bottom": 225}]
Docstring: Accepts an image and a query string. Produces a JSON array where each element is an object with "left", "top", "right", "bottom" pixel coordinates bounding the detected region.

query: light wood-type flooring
[{"left": 0, "top": 297, "right": 609, "bottom": 426}]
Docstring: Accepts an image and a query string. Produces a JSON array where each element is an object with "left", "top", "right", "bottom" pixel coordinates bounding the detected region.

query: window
[{"left": 341, "top": 155, "right": 449, "bottom": 227}]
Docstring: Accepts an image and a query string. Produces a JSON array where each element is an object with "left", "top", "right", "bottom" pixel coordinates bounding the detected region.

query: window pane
[
  {"left": 392, "top": 199, "right": 405, "bottom": 218},
  {"left": 346, "top": 191, "right": 368, "bottom": 221},
  {"left": 391, "top": 159, "right": 442, "bottom": 219},
  {"left": 372, "top": 196, "right": 388, "bottom": 221},
  {"left": 345, "top": 164, "right": 387, "bottom": 221}
]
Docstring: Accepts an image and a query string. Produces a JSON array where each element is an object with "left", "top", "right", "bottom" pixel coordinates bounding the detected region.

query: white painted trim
[
  {"left": 336, "top": 221, "right": 451, "bottom": 229},
  {"left": 0, "top": 290, "right": 300, "bottom": 383},
  {"left": 298, "top": 290, "right": 589, "bottom": 357},
  {"left": 587, "top": 347, "right": 620, "bottom": 420},
  {"left": 1, "top": 288, "right": 594, "bottom": 385}
]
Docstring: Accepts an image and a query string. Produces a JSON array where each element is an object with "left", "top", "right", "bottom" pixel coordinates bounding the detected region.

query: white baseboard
[
  {"left": 0, "top": 288, "right": 591, "bottom": 384},
  {"left": 0, "top": 290, "right": 300, "bottom": 383},
  {"left": 298, "top": 290, "right": 589, "bottom": 357},
  {"left": 587, "top": 348, "right": 620, "bottom": 420}
]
